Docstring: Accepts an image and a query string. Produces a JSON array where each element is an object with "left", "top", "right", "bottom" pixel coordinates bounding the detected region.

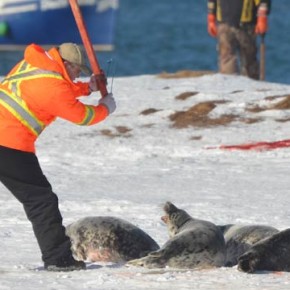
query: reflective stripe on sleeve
[{"left": 78, "top": 106, "right": 96, "bottom": 125}]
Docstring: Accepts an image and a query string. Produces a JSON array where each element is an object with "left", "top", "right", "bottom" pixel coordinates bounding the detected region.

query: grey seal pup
[
  {"left": 128, "top": 201, "right": 226, "bottom": 269},
  {"left": 66, "top": 216, "right": 159, "bottom": 263},
  {"left": 218, "top": 224, "right": 279, "bottom": 267},
  {"left": 238, "top": 228, "right": 290, "bottom": 273}
]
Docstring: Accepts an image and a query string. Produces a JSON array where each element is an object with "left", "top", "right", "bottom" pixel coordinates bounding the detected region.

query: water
[{"left": 1, "top": 0, "right": 290, "bottom": 85}]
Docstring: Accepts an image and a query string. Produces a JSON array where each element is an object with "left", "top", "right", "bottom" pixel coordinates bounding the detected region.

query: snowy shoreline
[{"left": 1, "top": 73, "right": 290, "bottom": 289}]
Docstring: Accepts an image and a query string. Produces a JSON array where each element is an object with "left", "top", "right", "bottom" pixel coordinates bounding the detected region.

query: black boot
[{"left": 44, "top": 258, "right": 86, "bottom": 272}]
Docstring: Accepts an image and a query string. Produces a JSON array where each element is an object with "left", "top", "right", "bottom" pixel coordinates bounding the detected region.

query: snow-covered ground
[{"left": 2, "top": 73, "right": 290, "bottom": 289}]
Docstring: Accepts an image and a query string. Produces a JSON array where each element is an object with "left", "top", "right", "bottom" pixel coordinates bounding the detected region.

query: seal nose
[{"left": 161, "top": 215, "right": 168, "bottom": 223}]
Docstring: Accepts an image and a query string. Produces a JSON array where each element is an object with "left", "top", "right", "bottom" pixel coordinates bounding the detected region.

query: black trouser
[{"left": 0, "top": 145, "right": 73, "bottom": 265}]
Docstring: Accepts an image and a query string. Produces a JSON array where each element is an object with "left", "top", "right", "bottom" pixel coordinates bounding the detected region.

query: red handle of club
[{"left": 68, "top": 0, "right": 108, "bottom": 97}]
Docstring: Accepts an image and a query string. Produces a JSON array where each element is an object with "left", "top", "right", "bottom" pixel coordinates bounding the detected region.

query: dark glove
[{"left": 89, "top": 73, "right": 107, "bottom": 92}]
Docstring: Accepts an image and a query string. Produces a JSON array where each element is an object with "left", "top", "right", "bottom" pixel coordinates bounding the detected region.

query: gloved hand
[
  {"left": 255, "top": 4, "right": 268, "bottom": 35},
  {"left": 89, "top": 72, "right": 107, "bottom": 92},
  {"left": 98, "top": 93, "right": 116, "bottom": 114},
  {"left": 207, "top": 14, "right": 217, "bottom": 37}
]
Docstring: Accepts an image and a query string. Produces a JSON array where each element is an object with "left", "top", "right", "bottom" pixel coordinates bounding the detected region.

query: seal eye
[{"left": 170, "top": 213, "right": 177, "bottom": 221}]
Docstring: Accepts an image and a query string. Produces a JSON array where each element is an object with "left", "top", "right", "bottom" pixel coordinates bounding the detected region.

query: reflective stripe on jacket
[
  {"left": 208, "top": 0, "right": 271, "bottom": 27},
  {"left": 0, "top": 60, "right": 62, "bottom": 136},
  {"left": 0, "top": 88, "right": 45, "bottom": 136},
  {"left": 0, "top": 44, "right": 108, "bottom": 152}
]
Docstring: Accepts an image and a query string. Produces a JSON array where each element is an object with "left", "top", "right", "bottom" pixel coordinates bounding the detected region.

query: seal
[
  {"left": 127, "top": 201, "right": 226, "bottom": 269},
  {"left": 218, "top": 224, "right": 279, "bottom": 267},
  {"left": 238, "top": 228, "right": 290, "bottom": 273},
  {"left": 65, "top": 216, "right": 160, "bottom": 263}
]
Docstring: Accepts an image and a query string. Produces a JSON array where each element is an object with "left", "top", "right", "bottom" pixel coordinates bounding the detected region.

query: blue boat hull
[{"left": 0, "top": 0, "right": 118, "bottom": 51}]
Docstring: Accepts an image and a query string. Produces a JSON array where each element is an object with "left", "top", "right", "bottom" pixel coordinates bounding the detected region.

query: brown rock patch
[
  {"left": 270, "top": 95, "right": 290, "bottom": 110},
  {"left": 230, "top": 90, "right": 244, "bottom": 94},
  {"left": 158, "top": 70, "right": 215, "bottom": 79},
  {"left": 276, "top": 117, "right": 290, "bottom": 123},
  {"left": 100, "top": 126, "right": 132, "bottom": 138},
  {"left": 246, "top": 95, "right": 290, "bottom": 112},
  {"left": 175, "top": 91, "right": 199, "bottom": 100},
  {"left": 169, "top": 100, "right": 236, "bottom": 128},
  {"left": 190, "top": 135, "right": 202, "bottom": 141},
  {"left": 115, "top": 126, "right": 132, "bottom": 134},
  {"left": 140, "top": 108, "right": 160, "bottom": 115}
]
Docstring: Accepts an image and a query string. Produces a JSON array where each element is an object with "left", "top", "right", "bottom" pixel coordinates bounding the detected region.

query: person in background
[
  {"left": 207, "top": 0, "right": 271, "bottom": 79},
  {"left": 0, "top": 43, "right": 116, "bottom": 271}
]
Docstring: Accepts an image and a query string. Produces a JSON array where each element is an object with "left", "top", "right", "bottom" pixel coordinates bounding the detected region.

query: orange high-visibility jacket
[{"left": 0, "top": 44, "right": 109, "bottom": 153}]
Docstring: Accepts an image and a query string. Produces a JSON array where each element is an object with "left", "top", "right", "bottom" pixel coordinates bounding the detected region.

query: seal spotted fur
[
  {"left": 218, "top": 224, "right": 279, "bottom": 267},
  {"left": 128, "top": 201, "right": 226, "bottom": 269},
  {"left": 238, "top": 228, "right": 290, "bottom": 273},
  {"left": 66, "top": 216, "right": 159, "bottom": 263}
]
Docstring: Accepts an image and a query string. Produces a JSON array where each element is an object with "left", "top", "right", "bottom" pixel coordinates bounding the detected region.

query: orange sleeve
[
  {"left": 74, "top": 81, "right": 91, "bottom": 96},
  {"left": 22, "top": 77, "right": 109, "bottom": 126},
  {"left": 48, "top": 80, "right": 109, "bottom": 125}
]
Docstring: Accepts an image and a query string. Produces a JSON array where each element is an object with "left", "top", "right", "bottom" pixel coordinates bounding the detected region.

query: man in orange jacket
[
  {"left": 207, "top": 0, "right": 271, "bottom": 79},
  {"left": 0, "top": 43, "right": 116, "bottom": 271}
]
